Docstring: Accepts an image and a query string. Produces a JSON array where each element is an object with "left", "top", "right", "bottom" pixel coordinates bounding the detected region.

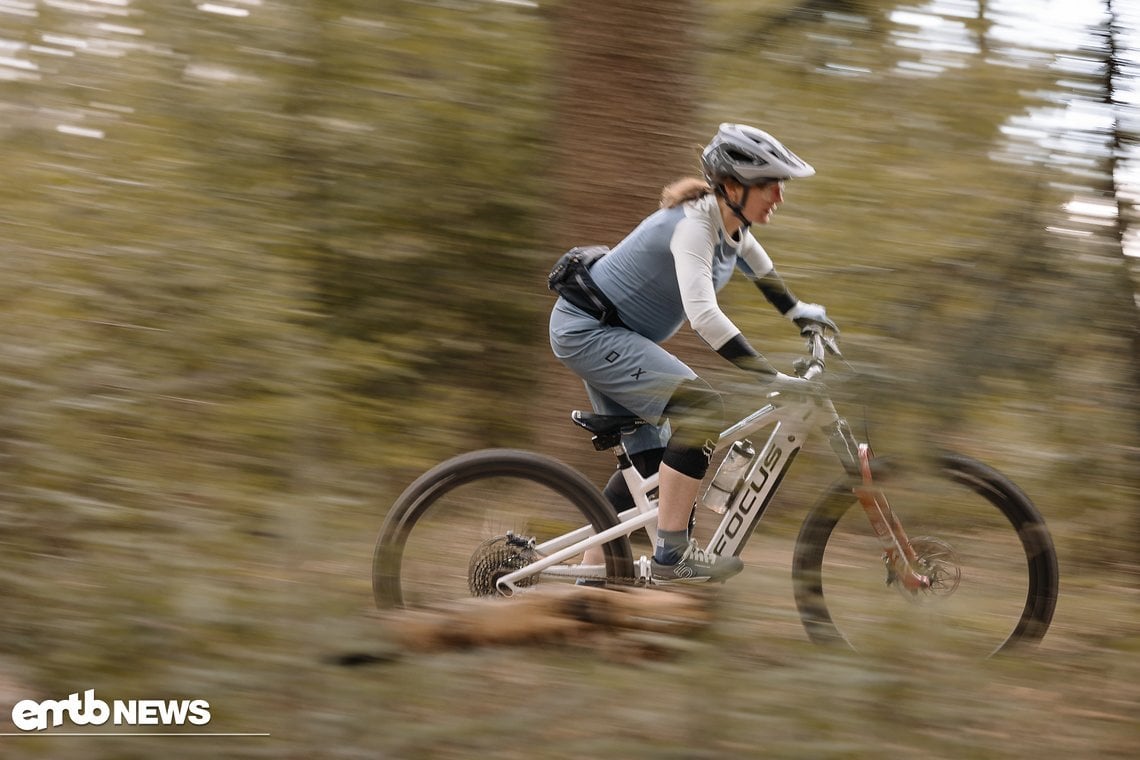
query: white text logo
[{"left": 11, "top": 690, "right": 211, "bottom": 732}]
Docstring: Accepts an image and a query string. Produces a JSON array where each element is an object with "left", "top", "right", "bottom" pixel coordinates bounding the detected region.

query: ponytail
[{"left": 660, "top": 177, "right": 711, "bottom": 209}]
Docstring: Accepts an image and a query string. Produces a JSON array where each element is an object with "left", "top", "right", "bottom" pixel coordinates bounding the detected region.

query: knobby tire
[
  {"left": 792, "top": 452, "right": 1059, "bottom": 656},
  {"left": 373, "top": 448, "right": 634, "bottom": 609}
]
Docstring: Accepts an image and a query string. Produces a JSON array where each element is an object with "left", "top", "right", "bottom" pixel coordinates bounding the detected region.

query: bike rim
[
  {"left": 795, "top": 456, "right": 1057, "bottom": 658},
  {"left": 375, "top": 454, "right": 633, "bottom": 609}
]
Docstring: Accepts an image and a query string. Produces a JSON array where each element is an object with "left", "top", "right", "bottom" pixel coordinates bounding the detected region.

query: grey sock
[{"left": 654, "top": 528, "right": 689, "bottom": 564}]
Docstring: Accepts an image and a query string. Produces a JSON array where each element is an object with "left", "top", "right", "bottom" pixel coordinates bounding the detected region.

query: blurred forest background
[{"left": 0, "top": 0, "right": 1138, "bottom": 757}]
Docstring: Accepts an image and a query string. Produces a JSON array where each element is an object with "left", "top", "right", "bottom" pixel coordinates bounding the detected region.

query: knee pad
[
  {"left": 663, "top": 378, "right": 724, "bottom": 449},
  {"left": 603, "top": 448, "right": 664, "bottom": 511},
  {"left": 662, "top": 439, "right": 712, "bottom": 480},
  {"left": 661, "top": 379, "right": 723, "bottom": 480},
  {"left": 603, "top": 470, "right": 634, "bottom": 511}
]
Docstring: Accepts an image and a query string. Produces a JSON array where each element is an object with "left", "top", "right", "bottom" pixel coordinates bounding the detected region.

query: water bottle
[{"left": 703, "top": 440, "right": 755, "bottom": 514}]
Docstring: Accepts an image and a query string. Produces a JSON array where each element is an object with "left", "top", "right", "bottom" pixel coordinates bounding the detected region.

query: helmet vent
[{"left": 725, "top": 147, "right": 768, "bottom": 166}]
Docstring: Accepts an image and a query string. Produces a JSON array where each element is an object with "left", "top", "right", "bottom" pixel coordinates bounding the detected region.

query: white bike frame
[
  {"left": 495, "top": 331, "right": 933, "bottom": 595},
  {"left": 494, "top": 389, "right": 856, "bottom": 594}
]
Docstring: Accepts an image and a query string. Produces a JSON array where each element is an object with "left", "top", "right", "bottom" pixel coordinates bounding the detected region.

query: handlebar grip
[{"left": 795, "top": 329, "right": 839, "bottom": 379}]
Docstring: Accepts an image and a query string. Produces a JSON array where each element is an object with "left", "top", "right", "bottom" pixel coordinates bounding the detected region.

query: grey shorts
[{"left": 549, "top": 299, "right": 697, "bottom": 454}]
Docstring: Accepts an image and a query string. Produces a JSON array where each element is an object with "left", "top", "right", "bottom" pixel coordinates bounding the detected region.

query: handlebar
[{"left": 793, "top": 326, "right": 841, "bottom": 381}]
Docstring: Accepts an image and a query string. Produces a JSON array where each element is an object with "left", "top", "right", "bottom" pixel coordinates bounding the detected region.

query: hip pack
[{"left": 547, "top": 245, "right": 624, "bottom": 328}]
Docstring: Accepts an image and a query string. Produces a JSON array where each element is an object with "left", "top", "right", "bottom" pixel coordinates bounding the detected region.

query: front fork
[{"left": 850, "top": 444, "right": 932, "bottom": 593}]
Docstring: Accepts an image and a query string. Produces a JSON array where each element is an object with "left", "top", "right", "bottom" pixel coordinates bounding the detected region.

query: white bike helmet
[{"left": 701, "top": 123, "right": 815, "bottom": 184}]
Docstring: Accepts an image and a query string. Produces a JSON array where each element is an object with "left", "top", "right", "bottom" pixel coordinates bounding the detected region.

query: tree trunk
[
  {"left": 548, "top": 0, "right": 700, "bottom": 247},
  {"left": 1103, "top": 0, "right": 1140, "bottom": 566},
  {"left": 539, "top": 0, "right": 701, "bottom": 479}
]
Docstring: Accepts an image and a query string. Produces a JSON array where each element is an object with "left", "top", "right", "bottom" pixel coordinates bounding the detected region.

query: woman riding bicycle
[{"left": 548, "top": 122, "right": 837, "bottom": 584}]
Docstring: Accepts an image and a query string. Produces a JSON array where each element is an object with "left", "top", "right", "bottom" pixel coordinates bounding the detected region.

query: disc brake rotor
[{"left": 894, "top": 537, "right": 962, "bottom": 603}]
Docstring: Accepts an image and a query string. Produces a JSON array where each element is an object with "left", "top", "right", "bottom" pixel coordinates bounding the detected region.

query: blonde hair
[{"left": 660, "top": 176, "right": 712, "bottom": 208}]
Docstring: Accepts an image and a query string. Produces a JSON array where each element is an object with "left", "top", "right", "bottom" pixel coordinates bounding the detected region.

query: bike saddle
[{"left": 571, "top": 411, "right": 647, "bottom": 450}]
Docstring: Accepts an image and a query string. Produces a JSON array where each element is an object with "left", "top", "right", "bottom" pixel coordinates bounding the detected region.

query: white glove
[{"left": 786, "top": 302, "right": 838, "bottom": 333}]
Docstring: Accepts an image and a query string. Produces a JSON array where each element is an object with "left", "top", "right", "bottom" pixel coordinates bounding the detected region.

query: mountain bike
[{"left": 373, "top": 329, "right": 1059, "bottom": 657}]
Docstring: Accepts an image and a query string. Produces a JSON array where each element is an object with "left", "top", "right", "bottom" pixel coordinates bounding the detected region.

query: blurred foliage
[{"left": 0, "top": 0, "right": 1137, "bottom": 756}]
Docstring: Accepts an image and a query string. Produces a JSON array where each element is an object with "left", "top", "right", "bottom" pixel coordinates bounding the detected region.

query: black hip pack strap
[{"left": 547, "top": 245, "right": 626, "bottom": 328}]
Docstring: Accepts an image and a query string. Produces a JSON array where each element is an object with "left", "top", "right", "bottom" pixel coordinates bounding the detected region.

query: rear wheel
[
  {"left": 373, "top": 449, "right": 635, "bottom": 609},
  {"left": 792, "top": 453, "right": 1058, "bottom": 657}
]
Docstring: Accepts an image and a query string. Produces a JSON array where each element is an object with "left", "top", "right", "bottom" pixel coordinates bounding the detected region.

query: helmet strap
[{"left": 715, "top": 183, "right": 753, "bottom": 229}]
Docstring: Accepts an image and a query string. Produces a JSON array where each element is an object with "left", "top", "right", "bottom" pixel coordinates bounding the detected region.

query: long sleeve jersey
[{"left": 588, "top": 193, "right": 775, "bottom": 349}]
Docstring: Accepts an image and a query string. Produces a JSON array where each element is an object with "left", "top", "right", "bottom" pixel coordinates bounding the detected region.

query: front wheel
[
  {"left": 373, "top": 449, "right": 635, "bottom": 609},
  {"left": 792, "top": 453, "right": 1059, "bottom": 657}
]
